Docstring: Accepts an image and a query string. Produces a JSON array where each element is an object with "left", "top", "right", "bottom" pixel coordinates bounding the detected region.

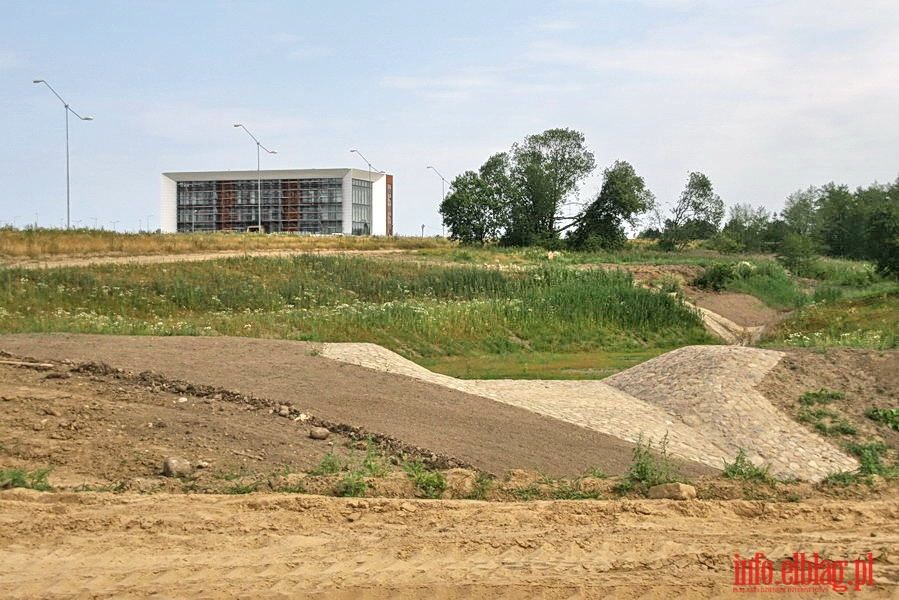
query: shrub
[
  {"left": 613, "top": 434, "right": 682, "bottom": 496},
  {"left": 692, "top": 263, "right": 735, "bottom": 291},
  {"left": 722, "top": 449, "right": 772, "bottom": 482},
  {"left": 403, "top": 461, "right": 447, "bottom": 499}
]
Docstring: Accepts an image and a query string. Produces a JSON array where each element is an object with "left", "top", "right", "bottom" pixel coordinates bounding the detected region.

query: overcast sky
[{"left": 3, "top": 0, "right": 897, "bottom": 234}]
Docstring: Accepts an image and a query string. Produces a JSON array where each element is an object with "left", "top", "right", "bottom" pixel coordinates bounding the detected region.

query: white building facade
[{"left": 160, "top": 168, "right": 393, "bottom": 235}]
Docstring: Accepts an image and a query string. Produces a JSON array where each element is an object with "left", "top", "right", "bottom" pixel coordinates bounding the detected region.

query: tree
[
  {"left": 661, "top": 172, "right": 724, "bottom": 249},
  {"left": 719, "top": 203, "right": 771, "bottom": 252},
  {"left": 439, "top": 171, "right": 504, "bottom": 244},
  {"left": 568, "top": 160, "right": 655, "bottom": 250},
  {"left": 782, "top": 187, "right": 819, "bottom": 236},
  {"left": 862, "top": 178, "right": 899, "bottom": 277},
  {"left": 502, "top": 128, "right": 595, "bottom": 246},
  {"left": 815, "top": 183, "right": 865, "bottom": 258}
]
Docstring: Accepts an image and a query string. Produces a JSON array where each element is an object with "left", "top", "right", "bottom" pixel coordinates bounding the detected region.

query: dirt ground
[
  {"left": 1, "top": 336, "right": 898, "bottom": 598},
  {"left": 1, "top": 250, "right": 898, "bottom": 598}
]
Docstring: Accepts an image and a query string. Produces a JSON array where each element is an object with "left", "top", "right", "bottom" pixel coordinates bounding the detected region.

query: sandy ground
[
  {"left": 2, "top": 488, "right": 898, "bottom": 599},
  {"left": 1, "top": 337, "right": 898, "bottom": 598}
]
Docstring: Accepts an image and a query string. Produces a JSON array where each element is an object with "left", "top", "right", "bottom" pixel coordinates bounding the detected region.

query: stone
[
  {"left": 309, "top": 427, "right": 330, "bottom": 440},
  {"left": 162, "top": 456, "right": 192, "bottom": 478},
  {"left": 648, "top": 482, "right": 696, "bottom": 501},
  {"left": 278, "top": 405, "right": 290, "bottom": 417}
]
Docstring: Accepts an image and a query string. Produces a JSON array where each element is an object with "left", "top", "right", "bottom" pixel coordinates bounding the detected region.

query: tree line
[{"left": 438, "top": 127, "right": 898, "bottom": 277}]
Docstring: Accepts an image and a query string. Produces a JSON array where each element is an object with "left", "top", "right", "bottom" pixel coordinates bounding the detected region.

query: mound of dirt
[{"left": 0, "top": 333, "right": 717, "bottom": 480}]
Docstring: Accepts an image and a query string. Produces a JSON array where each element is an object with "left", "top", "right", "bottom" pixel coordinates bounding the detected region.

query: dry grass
[{"left": 0, "top": 228, "right": 450, "bottom": 259}]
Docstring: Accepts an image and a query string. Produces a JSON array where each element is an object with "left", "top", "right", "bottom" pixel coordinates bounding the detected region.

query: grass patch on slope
[
  {"left": 0, "top": 255, "right": 712, "bottom": 365},
  {"left": 0, "top": 227, "right": 448, "bottom": 260},
  {"left": 764, "top": 287, "right": 899, "bottom": 350}
]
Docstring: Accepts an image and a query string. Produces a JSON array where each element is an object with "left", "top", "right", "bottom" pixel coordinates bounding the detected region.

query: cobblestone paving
[{"left": 321, "top": 343, "right": 858, "bottom": 482}]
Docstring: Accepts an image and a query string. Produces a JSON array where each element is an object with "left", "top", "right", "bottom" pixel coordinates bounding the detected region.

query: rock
[
  {"left": 162, "top": 457, "right": 192, "bottom": 478},
  {"left": 400, "top": 502, "right": 417, "bottom": 513},
  {"left": 278, "top": 405, "right": 291, "bottom": 417},
  {"left": 346, "top": 512, "right": 362, "bottom": 522},
  {"left": 177, "top": 397, "right": 188, "bottom": 403},
  {"left": 309, "top": 427, "right": 330, "bottom": 440},
  {"left": 648, "top": 482, "right": 696, "bottom": 501},
  {"left": 196, "top": 461, "right": 210, "bottom": 469}
]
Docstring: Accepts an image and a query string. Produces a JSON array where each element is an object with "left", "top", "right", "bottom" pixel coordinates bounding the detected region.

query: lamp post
[
  {"left": 350, "top": 148, "right": 380, "bottom": 182},
  {"left": 33, "top": 79, "right": 93, "bottom": 230},
  {"left": 233, "top": 123, "right": 277, "bottom": 232},
  {"left": 427, "top": 165, "right": 449, "bottom": 236}
]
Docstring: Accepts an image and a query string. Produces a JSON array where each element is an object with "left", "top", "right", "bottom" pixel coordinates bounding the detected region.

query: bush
[
  {"left": 692, "top": 263, "right": 735, "bottom": 291},
  {"left": 613, "top": 434, "right": 682, "bottom": 496},
  {"left": 722, "top": 449, "right": 772, "bottom": 482}
]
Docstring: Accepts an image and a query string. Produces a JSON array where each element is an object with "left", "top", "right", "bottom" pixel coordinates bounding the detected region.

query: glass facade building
[{"left": 160, "top": 168, "right": 392, "bottom": 235}]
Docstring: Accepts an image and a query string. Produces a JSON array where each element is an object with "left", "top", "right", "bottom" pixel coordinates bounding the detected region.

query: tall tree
[
  {"left": 720, "top": 203, "right": 771, "bottom": 252},
  {"left": 782, "top": 187, "right": 819, "bottom": 236},
  {"left": 662, "top": 171, "right": 724, "bottom": 249},
  {"left": 502, "top": 128, "right": 595, "bottom": 246},
  {"left": 568, "top": 160, "right": 655, "bottom": 250},
  {"left": 439, "top": 171, "right": 504, "bottom": 244}
]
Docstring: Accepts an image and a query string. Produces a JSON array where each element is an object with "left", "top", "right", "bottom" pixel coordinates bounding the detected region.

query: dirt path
[{"left": 2, "top": 489, "right": 897, "bottom": 599}]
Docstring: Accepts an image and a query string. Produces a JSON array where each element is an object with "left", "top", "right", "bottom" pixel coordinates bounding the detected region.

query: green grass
[
  {"left": 0, "top": 467, "right": 54, "bottom": 491},
  {"left": 403, "top": 460, "right": 447, "bottom": 499},
  {"left": 722, "top": 449, "right": 773, "bottom": 483},
  {"left": 415, "top": 242, "right": 720, "bottom": 267},
  {"left": 764, "top": 287, "right": 899, "bottom": 350},
  {"left": 613, "top": 434, "right": 684, "bottom": 496},
  {"left": 0, "top": 255, "right": 712, "bottom": 364},
  {"left": 866, "top": 407, "right": 899, "bottom": 431},
  {"left": 418, "top": 348, "right": 675, "bottom": 380}
]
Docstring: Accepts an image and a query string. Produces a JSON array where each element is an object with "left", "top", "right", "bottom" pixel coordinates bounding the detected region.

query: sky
[{"left": 2, "top": 0, "right": 897, "bottom": 235}]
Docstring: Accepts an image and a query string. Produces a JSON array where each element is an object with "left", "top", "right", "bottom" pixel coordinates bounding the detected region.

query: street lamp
[
  {"left": 234, "top": 123, "right": 277, "bottom": 232},
  {"left": 350, "top": 148, "right": 381, "bottom": 183},
  {"left": 427, "top": 165, "right": 449, "bottom": 236},
  {"left": 33, "top": 79, "right": 93, "bottom": 230}
]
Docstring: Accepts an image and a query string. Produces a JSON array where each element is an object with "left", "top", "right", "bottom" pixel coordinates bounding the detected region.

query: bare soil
[{"left": 1, "top": 337, "right": 898, "bottom": 597}]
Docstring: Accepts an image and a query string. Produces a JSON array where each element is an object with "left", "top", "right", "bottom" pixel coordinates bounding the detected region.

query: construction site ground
[{"left": 1, "top": 252, "right": 898, "bottom": 598}]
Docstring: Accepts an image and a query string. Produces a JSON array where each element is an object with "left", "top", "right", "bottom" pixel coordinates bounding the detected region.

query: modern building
[{"left": 160, "top": 168, "right": 393, "bottom": 235}]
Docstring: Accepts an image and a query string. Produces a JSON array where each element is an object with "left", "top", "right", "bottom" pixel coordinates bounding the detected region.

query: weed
[
  {"left": 336, "top": 470, "right": 368, "bottom": 497},
  {"left": 582, "top": 467, "right": 609, "bottom": 479},
  {"left": 613, "top": 434, "right": 683, "bottom": 496},
  {"left": 822, "top": 471, "right": 872, "bottom": 487},
  {"left": 466, "top": 473, "right": 493, "bottom": 500},
  {"left": 844, "top": 442, "right": 889, "bottom": 476},
  {"left": 722, "top": 449, "right": 773, "bottom": 483},
  {"left": 799, "top": 388, "right": 845, "bottom": 406},
  {"left": 552, "top": 482, "right": 603, "bottom": 500},
  {"left": 797, "top": 407, "right": 857, "bottom": 436},
  {"left": 511, "top": 484, "right": 541, "bottom": 501},
  {"left": 224, "top": 480, "right": 260, "bottom": 494},
  {"left": 310, "top": 451, "right": 344, "bottom": 476},
  {"left": 865, "top": 407, "right": 899, "bottom": 431},
  {"left": 403, "top": 460, "right": 447, "bottom": 499},
  {"left": 359, "top": 440, "right": 391, "bottom": 477},
  {"left": 0, "top": 467, "right": 54, "bottom": 491}
]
